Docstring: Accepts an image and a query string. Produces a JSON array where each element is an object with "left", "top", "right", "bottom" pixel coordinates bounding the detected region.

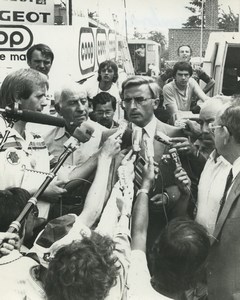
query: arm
[
  {"left": 169, "top": 166, "right": 191, "bottom": 218},
  {"left": 163, "top": 84, "right": 178, "bottom": 121},
  {"left": 202, "top": 78, "right": 215, "bottom": 94},
  {"left": 197, "top": 68, "right": 215, "bottom": 94},
  {"left": 131, "top": 160, "right": 155, "bottom": 252},
  {"left": 75, "top": 136, "right": 121, "bottom": 228},
  {"left": 192, "top": 79, "right": 211, "bottom": 102}
]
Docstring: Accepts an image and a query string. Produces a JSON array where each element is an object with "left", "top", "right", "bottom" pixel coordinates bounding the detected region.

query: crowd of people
[{"left": 0, "top": 42, "right": 239, "bottom": 300}]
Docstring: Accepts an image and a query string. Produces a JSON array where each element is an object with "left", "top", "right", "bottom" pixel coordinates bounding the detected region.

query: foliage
[
  {"left": 148, "top": 31, "right": 167, "bottom": 48},
  {"left": 182, "top": 1, "right": 239, "bottom": 31},
  {"left": 182, "top": 0, "right": 205, "bottom": 28},
  {"left": 218, "top": 6, "right": 239, "bottom": 32}
]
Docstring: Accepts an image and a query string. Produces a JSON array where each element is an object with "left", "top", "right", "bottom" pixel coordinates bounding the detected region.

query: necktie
[
  {"left": 134, "top": 128, "right": 147, "bottom": 189},
  {"left": 216, "top": 169, "right": 233, "bottom": 221}
]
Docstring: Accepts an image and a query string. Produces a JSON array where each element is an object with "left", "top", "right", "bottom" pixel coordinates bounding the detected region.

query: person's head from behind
[
  {"left": 97, "top": 60, "right": 118, "bottom": 83},
  {"left": 0, "top": 188, "right": 37, "bottom": 243},
  {"left": 151, "top": 218, "right": 210, "bottom": 296},
  {"left": 55, "top": 82, "right": 89, "bottom": 132},
  {"left": 44, "top": 231, "right": 119, "bottom": 300},
  {"left": 121, "top": 76, "right": 160, "bottom": 127},
  {"left": 173, "top": 61, "right": 192, "bottom": 89},
  {"left": 0, "top": 68, "right": 48, "bottom": 112},
  {"left": 199, "top": 96, "right": 232, "bottom": 151},
  {"left": 27, "top": 43, "right": 54, "bottom": 76},
  {"left": 177, "top": 45, "right": 192, "bottom": 62},
  {"left": 92, "top": 92, "right": 116, "bottom": 128},
  {"left": 211, "top": 99, "right": 240, "bottom": 162}
]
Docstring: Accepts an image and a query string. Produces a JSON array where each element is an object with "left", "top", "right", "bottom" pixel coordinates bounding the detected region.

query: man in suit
[
  {"left": 207, "top": 101, "right": 240, "bottom": 300},
  {"left": 121, "top": 76, "right": 190, "bottom": 250}
]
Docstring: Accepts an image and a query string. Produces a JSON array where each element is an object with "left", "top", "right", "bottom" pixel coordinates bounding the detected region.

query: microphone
[
  {"left": 111, "top": 120, "right": 128, "bottom": 139},
  {"left": 0, "top": 107, "right": 65, "bottom": 127},
  {"left": 169, "top": 148, "right": 182, "bottom": 169},
  {"left": 143, "top": 136, "right": 154, "bottom": 160},
  {"left": 64, "top": 121, "right": 95, "bottom": 150},
  {"left": 154, "top": 131, "right": 172, "bottom": 146},
  {"left": 132, "top": 127, "right": 142, "bottom": 153}
]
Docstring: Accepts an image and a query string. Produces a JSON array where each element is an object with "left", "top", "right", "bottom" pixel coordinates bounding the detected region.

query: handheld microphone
[
  {"left": 132, "top": 127, "right": 142, "bottom": 153},
  {"left": 143, "top": 136, "right": 154, "bottom": 160},
  {"left": 154, "top": 131, "right": 172, "bottom": 146},
  {"left": 0, "top": 107, "right": 65, "bottom": 127},
  {"left": 169, "top": 148, "right": 182, "bottom": 169},
  {"left": 111, "top": 120, "right": 128, "bottom": 139},
  {"left": 64, "top": 121, "right": 95, "bottom": 150}
]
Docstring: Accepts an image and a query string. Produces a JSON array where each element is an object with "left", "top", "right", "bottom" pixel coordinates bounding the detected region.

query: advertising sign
[
  {"left": 0, "top": 25, "right": 117, "bottom": 82},
  {"left": 0, "top": 0, "right": 54, "bottom": 25}
]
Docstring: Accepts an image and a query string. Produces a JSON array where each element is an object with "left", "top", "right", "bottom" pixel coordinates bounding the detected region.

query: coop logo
[
  {"left": 96, "top": 29, "right": 107, "bottom": 65},
  {"left": 78, "top": 27, "right": 95, "bottom": 75},
  {"left": 0, "top": 25, "right": 33, "bottom": 51}
]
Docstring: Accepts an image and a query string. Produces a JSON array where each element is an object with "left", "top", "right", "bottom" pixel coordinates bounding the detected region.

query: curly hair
[
  {"left": 0, "top": 187, "right": 31, "bottom": 237},
  {"left": 44, "top": 231, "right": 120, "bottom": 300}
]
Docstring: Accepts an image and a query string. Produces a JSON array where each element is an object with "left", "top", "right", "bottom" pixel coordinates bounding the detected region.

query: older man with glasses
[{"left": 203, "top": 100, "right": 240, "bottom": 300}]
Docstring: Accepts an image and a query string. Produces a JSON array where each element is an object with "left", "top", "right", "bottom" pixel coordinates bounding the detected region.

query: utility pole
[
  {"left": 200, "top": 0, "right": 205, "bottom": 60},
  {"left": 123, "top": 0, "right": 128, "bottom": 42}
]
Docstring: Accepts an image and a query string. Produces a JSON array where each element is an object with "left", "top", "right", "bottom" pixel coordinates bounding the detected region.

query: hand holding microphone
[{"left": 64, "top": 121, "right": 95, "bottom": 150}]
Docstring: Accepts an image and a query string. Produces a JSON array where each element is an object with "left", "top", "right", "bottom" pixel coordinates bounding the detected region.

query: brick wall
[{"left": 168, "top": 28, "right": 221, "bottom": 60}]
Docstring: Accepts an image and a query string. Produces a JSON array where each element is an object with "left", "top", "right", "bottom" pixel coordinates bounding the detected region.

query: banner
[{"left": 0, "top": 0, "right": 54, "bottom": 25}]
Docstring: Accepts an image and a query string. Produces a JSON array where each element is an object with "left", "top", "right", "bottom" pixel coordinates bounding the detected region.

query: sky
[{"left": 83, "top": 0, "right": 240, "bottom": 38}]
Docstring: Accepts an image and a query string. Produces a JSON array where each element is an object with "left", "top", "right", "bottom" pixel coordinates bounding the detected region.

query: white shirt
[
  {"left": 196, "top": 150, "right": 232, "bottom": 235},
  {"left": 127, "top": 250, "right": 173, "bottom": 300}
]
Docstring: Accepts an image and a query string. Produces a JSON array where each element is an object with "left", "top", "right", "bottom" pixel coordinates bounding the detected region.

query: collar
[
  {"left": 132, "top": 116, "right": 157, "bottom": 140},
  {"left": 54, "top": 126, "right": 69, "bottom": 141},
  {"left": 173, "top": 79, "right": 189, "bottom": 96},
  {"left": 0, "top": 249, "right": 22, "bottom": 265},
  {"left": 209, "top": 149, "right": 231, "bottom": 166},
  {"left": 232, "top": 156, "right": 240, "bottom": 179}
]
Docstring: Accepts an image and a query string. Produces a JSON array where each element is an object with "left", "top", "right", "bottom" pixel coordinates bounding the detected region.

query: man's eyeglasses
[
  {"left": 95, "top": 110, "right": 113, "bottom": 117},
  {"left": 208, "top": 123, "right": 224, "bottom": 134},
  {"left": 122, "top": 97, "right": 153, "bottom": 107}
]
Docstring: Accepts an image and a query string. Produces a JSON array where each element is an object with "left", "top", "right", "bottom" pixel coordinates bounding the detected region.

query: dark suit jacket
[{"left": 207, "top": 171, "right": 240, "bottom": 300}]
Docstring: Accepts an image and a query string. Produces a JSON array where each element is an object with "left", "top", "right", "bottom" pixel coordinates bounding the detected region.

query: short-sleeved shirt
[
  {"left": 0, "top": 118, "right": 50, "bottom": 217},
  {"left": 163, "top": 78, "right": 201, "bottom": 113},
  {"left": 43, "top": 119, "right": 106, "bottom": 170}
]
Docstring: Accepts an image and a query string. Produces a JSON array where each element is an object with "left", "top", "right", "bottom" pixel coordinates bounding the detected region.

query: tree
[
  {"left": 182, "top": 1, "right": 239, "bottom": 31},
  {"left": 148, "top": 31, "right": 166, "bottom": 49},
  {"left": 218, "top": 6, "right": 238, "bottom": 32},
  {"left": 182, "top": 0, "right": 204, "bottom": 28}
]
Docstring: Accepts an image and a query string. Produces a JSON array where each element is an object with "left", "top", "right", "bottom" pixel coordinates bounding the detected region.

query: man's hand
[
  {"left": 182, "top": 119, "right": 202, "bottom": 139},
  {"left": 141, "top": 159, "right": 155, "bottom": 191},
  {"left": 43, "top": 178, "right": 67, "bottom": 201},
  {"left": 100, "top": 135, "right": 122, "bottom": 159},
  {"left": 174, "top": 167, "right": 191, "bottom": 195},
  {"left": 150, "top": 185, "right": 181, "bottom": 210},
  {"left": 0, "top": 232, "right": 20, "bottom": 256},
  {"left": 169, "top": 137, "right": 197, "bottom": 157}
]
